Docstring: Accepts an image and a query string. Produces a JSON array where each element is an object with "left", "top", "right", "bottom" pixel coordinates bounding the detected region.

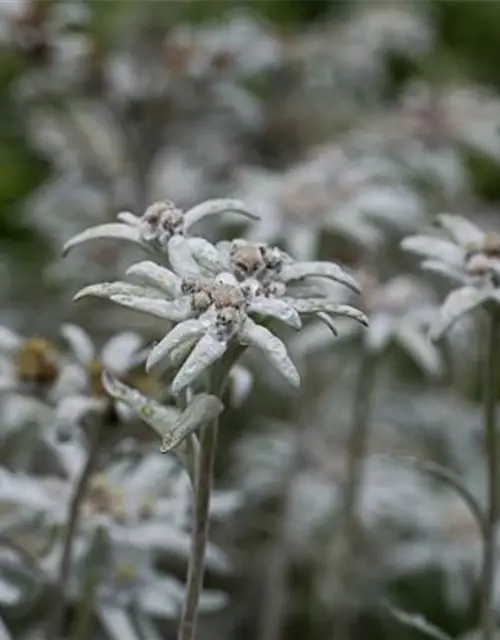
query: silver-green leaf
[
  {"left": 62, "top": 223, "right": 142, "bottom": 256},
  {"left": 161, "top": 394, "right": 224, "bottom": 452},
  {"left": 172, "top": 334, "right": 228, "bottom": 393},
  {"left": 430, "top": 286, "right": 490, "bottom": 340},
  {"left": 125, "top": 261, "right": 181, "bottom": 297},
  {"left": 280, "top": 261, "right": 360, "bottom": 293},
  {"left": 183, "top": 198, "right": 259, "bottom": 231},
  {"left": 240, "top": 318, "right": 300, "bottom": 388}
]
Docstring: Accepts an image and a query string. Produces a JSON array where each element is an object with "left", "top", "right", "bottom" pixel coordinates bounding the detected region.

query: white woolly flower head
[{"left": 402, "top": 214, "right": 500, "bottom": 340}]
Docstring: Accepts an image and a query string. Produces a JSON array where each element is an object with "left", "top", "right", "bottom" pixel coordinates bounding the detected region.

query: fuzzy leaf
[
  {"left": 98, "top": 607, "right": 141, "bottom": 640},
  {"left": 317, "top": 312, "right": 338, "bottom": 336},
  {"left": 160, "top": 394, "right": 224, "bottom": 452},
  {"left": 0, "top": 616, "right": 12, "bottom": 640},
  {"left": 280, "top": 261, "right": 360, "bottom": 293},
  {"left": 436, "top": 214, "right": 484, "bottom": 248},
  {"left": 73, "top": 281, "right": 162, "bottom": 303},
  {"left": 172, "top": 334, "right": 228, "bottom": 393},
  {"left": 247, "top": 297, "right": 302, "bottom": 329},
  {"left": 146, "top": 319, "right": 207, "bottom": 372},
  {"left": 420, "top": 260, "right": 465, "bottom": 284},
  {"left": 186, "top": 237, "right": 227, "bottom": 273},
  {"left": 116, "top": 211, "right": 140, "bottom": 226},
  {"left": 396, "top": 322, "right": 443, "bottom": 377},
  {"left": 290, "top": 299, "right": 369, "bottom": 325},
  {"left": 62, "top": 223, "right": 142, "bottom": 256},
  {"left": 0, "top": 327, "right": 21, "bottom": 353},
  {"left": 401, "top": 235, "right": 464, "bottom": 266},
  {"left": 383, "top": 600, "right": 453, "bottom": 640},
  {"left": 167, "top": 235, "right": 205, "bottom": 279},
  {"left": 125, "top": 261, "right": 181, "bottom": 297},
  {"left": 183, "top": 198, "right": 259, "bottom": 231},
  {"left": 430, "top": 286, "right": 490, "bottom": 340},
  {"left": 102, "top": 373, "right": 179, "bottom": 439},
  {"left": 364, "top": 313, "right": 393, "bottom": 353},
  {"left": 240, "top": 318, "right": 300, "bottom": 388},
  {"left": 108, "top": 295, "right": 192, "bottom": 322},
  {"left": 60, "top": 324, "right": 95, "bottom": 364}
]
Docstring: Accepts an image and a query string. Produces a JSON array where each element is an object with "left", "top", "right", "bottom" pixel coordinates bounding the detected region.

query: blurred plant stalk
[
  {"left": 45, "top": 419, "right": 104, "bottom": 640},
  {"left": 480, "top": 313, "right": 499, "bottom": 640},
  {"left": 336, "top": 351, "right": 378, "bottom": 640}
]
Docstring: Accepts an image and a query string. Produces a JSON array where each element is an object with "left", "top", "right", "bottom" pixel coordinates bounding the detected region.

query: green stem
[
  {"left": 45, "top": 421, "right": 103, "bottom": 640},
  {"left": 177, "top": 352, "right": 239, "bottom": 640},
  {"left": 177, "top": 418, "right": 218, "bottom": 640},
  {"left": 481, "top": 314, "right": 499, "bottom": 640},
  {"left": 336, "top": 351, "right": 378, "bottom": 640}
]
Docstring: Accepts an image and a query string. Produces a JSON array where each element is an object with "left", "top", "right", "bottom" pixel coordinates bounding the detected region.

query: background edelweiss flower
[
  {"left": 292, "top": 272, "right": 442, "bottom": 378},
  {"left": 0, "top": 325, "right": 61, "bottom": 395},
  {"left": 55, "top": 324, "right": 145, "bottom": 436},
  {"left": 402, "top": 213, "right": 500, "bottom": 339},
  {"left": 237, "top": 143, "right": 426, "bottom": 260},
  {"left": 0, "top": 451, "right": 236, "bottom": 628}
]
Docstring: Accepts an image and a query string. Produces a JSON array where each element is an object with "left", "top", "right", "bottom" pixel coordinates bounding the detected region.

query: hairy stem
[
  {"left": 177, "top": 353, "right": 238, "bottom": 640},
  {"left": 45, "top": 422, "right": 103, "bottom": 640},
  {"left": 480, "top": 314, "right": 499, "bottom": 640},
  {"left": 258, "top": 480, "right": 292, "bottom": 640},
  {"left": 177, "top": 417, "right": 218, "bottom": 640},
  {"left": 336, "top": 352, "right": 377, "bottom": 640}
]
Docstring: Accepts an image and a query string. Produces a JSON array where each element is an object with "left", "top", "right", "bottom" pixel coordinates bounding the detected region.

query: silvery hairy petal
[
  {"left": 280, "top": 261, "right": 360, "bottom": 293},
  {"left": 60, "top": 324, "right": 95, "bottom": 365},
  {"left": 364, "top": 313, "right": 394, "bottom": 353},
  {"left": 401, "top": 235, "right": 465, "bottom": 267},
  {"left": 420, "top": 260, "right": 466, "bottom": 284},
  {"left": 101, "top": 332, "right": 143, "bottom": 374},
  {"left": 239, "top": 318, "right": 300, "bottom": 388},
  {"left": 290, "top": 299, "right": 369, "bottom": 326},
  {"left": 109, "top": 295, "right": 193, "bottom": 322},
  {"left": 430, "top": 286, "right": 491, "bottom": 340},
  {"left": 0, "top": 326, "right": 22, "bottom": 352},
  {"left": 396, "top": 321, "right": 443, "bottom": 378},
  {"left": 160, "top": 394, "right": 224, "bottom": 452},
  {"left": 62, "top": 223, "right": 142, "bottom": 256},
  {"left": 126, "top": 261, "right": 182, "bottom": 297},
  {"left": 247, "top": 297, "right": 302, "bottom": 329},
  {"left": 186, "top": 238, "right": 227, "bottom": 274},
  {"left": 183, "top": 198, "right": 259, "bottom": 232},
  {"left": 436, "top": 214, "right": 484, "bottom": 248},
  {"left": 97, "top": 606, "right": 144, "bottom": 640},
  {"left": 167, "top": 235, "right": 205, "bottom": 279},
  {"left": 102, "top": 372, "right": 180, "bottom": 442},
  {"left": 116, "top": 211, "right": 141, "bottom": 226},
  {"left": 73, "top": 281, "right": 163, "bottom": 303},
  {"left": 172, "top": 334, "right": 228, "bottom": 394},
  {"left": 146, "top": 319, "right": 209, "bottom": 372}
]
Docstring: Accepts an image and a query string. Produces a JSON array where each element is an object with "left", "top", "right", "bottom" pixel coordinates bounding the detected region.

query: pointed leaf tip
[{"left": 62, "top": 223, "right": 142, "bottom": 257}]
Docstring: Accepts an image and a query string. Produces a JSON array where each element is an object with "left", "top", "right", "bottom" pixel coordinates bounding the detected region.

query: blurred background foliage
[{"left": 2, "top": 1, "right": 500, "bottom": 640}]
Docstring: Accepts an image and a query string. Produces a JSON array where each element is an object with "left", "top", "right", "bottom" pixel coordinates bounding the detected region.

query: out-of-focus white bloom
[
  {"left": 402, "top": 214, "right": 500, "bottom": 339},
  {"left": 0, "top": 453, "right": 237, "bottom": 622},
  {"left": 292, "top": 272, "right": 442, "bottom": 378},
  {"left": 237, "top": 142, "right": 425, "bottom": 260},
  {"left": 56, "top": 324, "right": 144, "bottom": 434}
]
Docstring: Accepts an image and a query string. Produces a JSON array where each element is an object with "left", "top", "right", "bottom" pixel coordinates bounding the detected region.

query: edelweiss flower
[
  {"left": 292, "top": 272, "right": 442, "bottom": 378},
  {"left": 73, "top": 245, "right": 367, "bottom": 392},
  {"left": 0, "top": 325, "right": 60, "bottom": 395},
  {"left": 236, "top": 144, "right": 424, "bottom": 260},
  {"left": 56, "top": 324, "right": 145, "bottom": 433},
  {"left": 63, "top": 198, "right": 259, "bottom": 278},
  {"left": 0, "top": 452, "right": 235, "bottom": 625},
  {"left": 402, "top": 214, "right": 500, "bottom": 339}
]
